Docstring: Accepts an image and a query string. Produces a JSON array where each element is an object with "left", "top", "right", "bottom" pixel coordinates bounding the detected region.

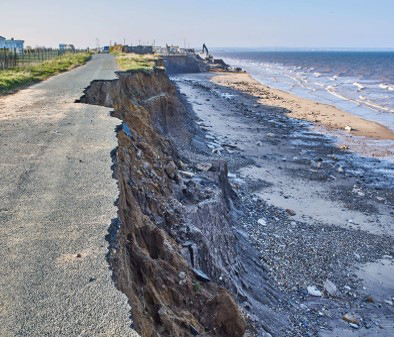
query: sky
[{"left": 1, "top": 0, "right": 394, "bottom": 49}]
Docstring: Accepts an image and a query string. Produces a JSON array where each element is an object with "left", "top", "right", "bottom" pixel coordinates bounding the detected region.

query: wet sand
[{"left": 211, "top": 72, "right": 394, "bottom": 141}]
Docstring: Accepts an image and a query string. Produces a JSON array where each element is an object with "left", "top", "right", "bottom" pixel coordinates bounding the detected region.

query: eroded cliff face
[
  {"left": 79, "top": 69, "right": 246, "bottom": 337},
  {"left": 78, "top": 69, "right": 283, "bottom": 336}
]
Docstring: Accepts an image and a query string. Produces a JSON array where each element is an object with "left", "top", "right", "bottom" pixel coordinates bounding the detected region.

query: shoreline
[
  {"left": 173, "top": 71, "right": 394, "bottom": 335},
  {"left": 211, "top": 72, "right": 394, "bottom": 141}
]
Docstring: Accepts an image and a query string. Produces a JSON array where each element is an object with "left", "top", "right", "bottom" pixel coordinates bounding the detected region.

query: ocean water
[{"left": 213, "top": 50, "right": 394, "bottom": 132}]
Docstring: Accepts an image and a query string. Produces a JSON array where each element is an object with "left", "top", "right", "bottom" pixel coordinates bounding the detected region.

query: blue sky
[{"left": 2, "top": 0, "right": 394, "bottom": 49}]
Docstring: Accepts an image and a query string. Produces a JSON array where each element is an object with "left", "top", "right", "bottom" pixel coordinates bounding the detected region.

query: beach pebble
[{"left": 286, "top": 209, "right": 296, "bottom": 216}]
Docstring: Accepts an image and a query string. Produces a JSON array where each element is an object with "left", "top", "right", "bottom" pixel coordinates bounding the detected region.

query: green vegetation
[
  {"left": 114, "top": 52, "right": 161, "bottom": 71},
  {"left": 193, "top": 280, "right": 201, "bottom": 293},
  {"left": 0, "top": 52, "right": 91, "bottom": 93}
]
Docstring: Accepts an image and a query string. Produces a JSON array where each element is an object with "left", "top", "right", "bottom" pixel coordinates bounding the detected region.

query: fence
[{"left": 0, "top": 48, "right": 87, "bottom": 70}]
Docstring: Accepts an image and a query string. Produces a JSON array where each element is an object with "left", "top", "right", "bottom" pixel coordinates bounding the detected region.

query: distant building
[
  {"left": 0, "top": 36, "right": 24, "bottom": 54},
  {"left": 122, "top": 45, "right": 154, "bottom": 54},
  {"left": 59, "top": 44, "right": 75, "bottom": 51}
]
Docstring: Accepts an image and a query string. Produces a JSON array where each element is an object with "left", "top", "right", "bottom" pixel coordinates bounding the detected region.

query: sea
[{"left": 213, "top": 50, "right": 394, "bottom": 133}]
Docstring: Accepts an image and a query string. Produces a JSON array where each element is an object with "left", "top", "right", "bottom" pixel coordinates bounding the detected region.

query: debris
[
  {"left": 384, "top": 300, "right": 393, "bottom": 306},
  {"left": 323, "top": 279, "right": 338, "bottom": 296},
  {"left": 307, "top": 285, "right": 322, "bottom": 297},
  {"left": 349, "top": 323, "right": 359, "bottom": 329},
  {"left": 343, "top": 313, "right": 359, "bottom": 324},
  {"left": 344, "top": 125, "right": 352, "bottom": 132},
  {"left": 193, "top": 268, "right": 211, "bottom": 282},
  {"left": 257, "top": 218, "right": 267, "bottom": 226},
  {"left": 196, "top": 162, "right": 212, "bottom": 172},
  {"left": 179, "top": 170, "right": 194, "bottom": 178}
]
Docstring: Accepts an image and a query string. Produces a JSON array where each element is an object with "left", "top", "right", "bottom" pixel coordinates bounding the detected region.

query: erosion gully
[{"left": 78, "top": 66, "right": 394, "bottom": 337}]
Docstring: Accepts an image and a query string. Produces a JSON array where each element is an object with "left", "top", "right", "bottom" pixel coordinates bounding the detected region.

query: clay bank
[{"left": 78, "top": 54, "right": 394, "bottom": 336}]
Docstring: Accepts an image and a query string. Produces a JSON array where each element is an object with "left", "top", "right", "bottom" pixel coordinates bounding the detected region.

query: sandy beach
[{"left": 211, "top": 72, "right": 394, "bottom": 141}]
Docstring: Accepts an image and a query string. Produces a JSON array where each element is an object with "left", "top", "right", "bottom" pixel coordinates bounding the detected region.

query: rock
[
  {"left": 192, "top": 268, "right": 211, "bottom": 282},
  {"left": 256, "top": 141, "right": 262, "bottom": 146},
  {"left": 179, "top": 170, "right": 194, "bottom": 178},
  {"left": 267, "top": 132, "right": 275, "bottom": 137},
  {"left": 307, "top": 285, "right": 322, "bottom": 297},
  {"left": 324, "top": 279, "right": 338, "bottom": 296},
  {"left": 337, "top": 166, "right": 344, "bottom": 173},
  {"left": 343, "top": 313, "right": 359, "bottom": 324},
  {"left": 205, "top": 134, "right": 216, "bottom": 140},
  {"left": 178, "top": 271, "right": 187, "bottom": 285},
  {"left": 196, "top": 162, "right": 212, "bottom": 172},
  {"left": 349, "top": 323, "right": 359, "bottom": 329},
  {"left": 340, "top": 145, "right": 349, "bottom": 150},
  {"left": 165, "top": 161, "right": 176, "bottom": 179},
  {"left": 363, "top": 295, "right": 374, "bottom": 303},
  {"left": 286, "top": 208, "right": 296, "bottom": 216},
  {"left": 384, "top": 300, "right": 393, "bottom": 306},
  {"left": 344, "top": 125, "right": 352, "bottom": 131},
  {"left": 257, "top": 218, "right": 267, "bottom": 226}
]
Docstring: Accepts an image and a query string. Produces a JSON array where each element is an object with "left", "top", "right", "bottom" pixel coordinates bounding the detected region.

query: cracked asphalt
[{"left": 0, "top": 54, "right": 138, "bottom": 336}]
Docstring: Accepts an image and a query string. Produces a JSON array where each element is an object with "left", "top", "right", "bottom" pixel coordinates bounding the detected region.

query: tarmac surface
[{"left": 0, "top": 54, "right": 137, "bottom": 336}]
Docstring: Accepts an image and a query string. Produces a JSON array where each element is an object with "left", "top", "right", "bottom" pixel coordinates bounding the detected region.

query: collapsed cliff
[{"left": 78, "top": 68, "right": 284, "bottom": 336}]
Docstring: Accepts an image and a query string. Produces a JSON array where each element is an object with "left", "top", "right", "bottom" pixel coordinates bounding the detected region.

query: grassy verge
[
  {"left": 0, "top": 52, "right": 91, "bottom": 94},
  {"left": 114, "top": 52, "right": 161, "bottom": 71}
]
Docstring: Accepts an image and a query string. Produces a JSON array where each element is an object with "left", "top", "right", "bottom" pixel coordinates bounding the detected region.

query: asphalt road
[{"left": 0, "top": 54, "right": 137, "bottom": 336}]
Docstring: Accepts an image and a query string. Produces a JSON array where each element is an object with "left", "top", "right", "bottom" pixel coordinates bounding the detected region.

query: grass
[
  {"left": 114, "top": 52, "right": 161, "bottom": 71},
  {"left": 0, "top": 52, "right": 91, "bottom": 93}
]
